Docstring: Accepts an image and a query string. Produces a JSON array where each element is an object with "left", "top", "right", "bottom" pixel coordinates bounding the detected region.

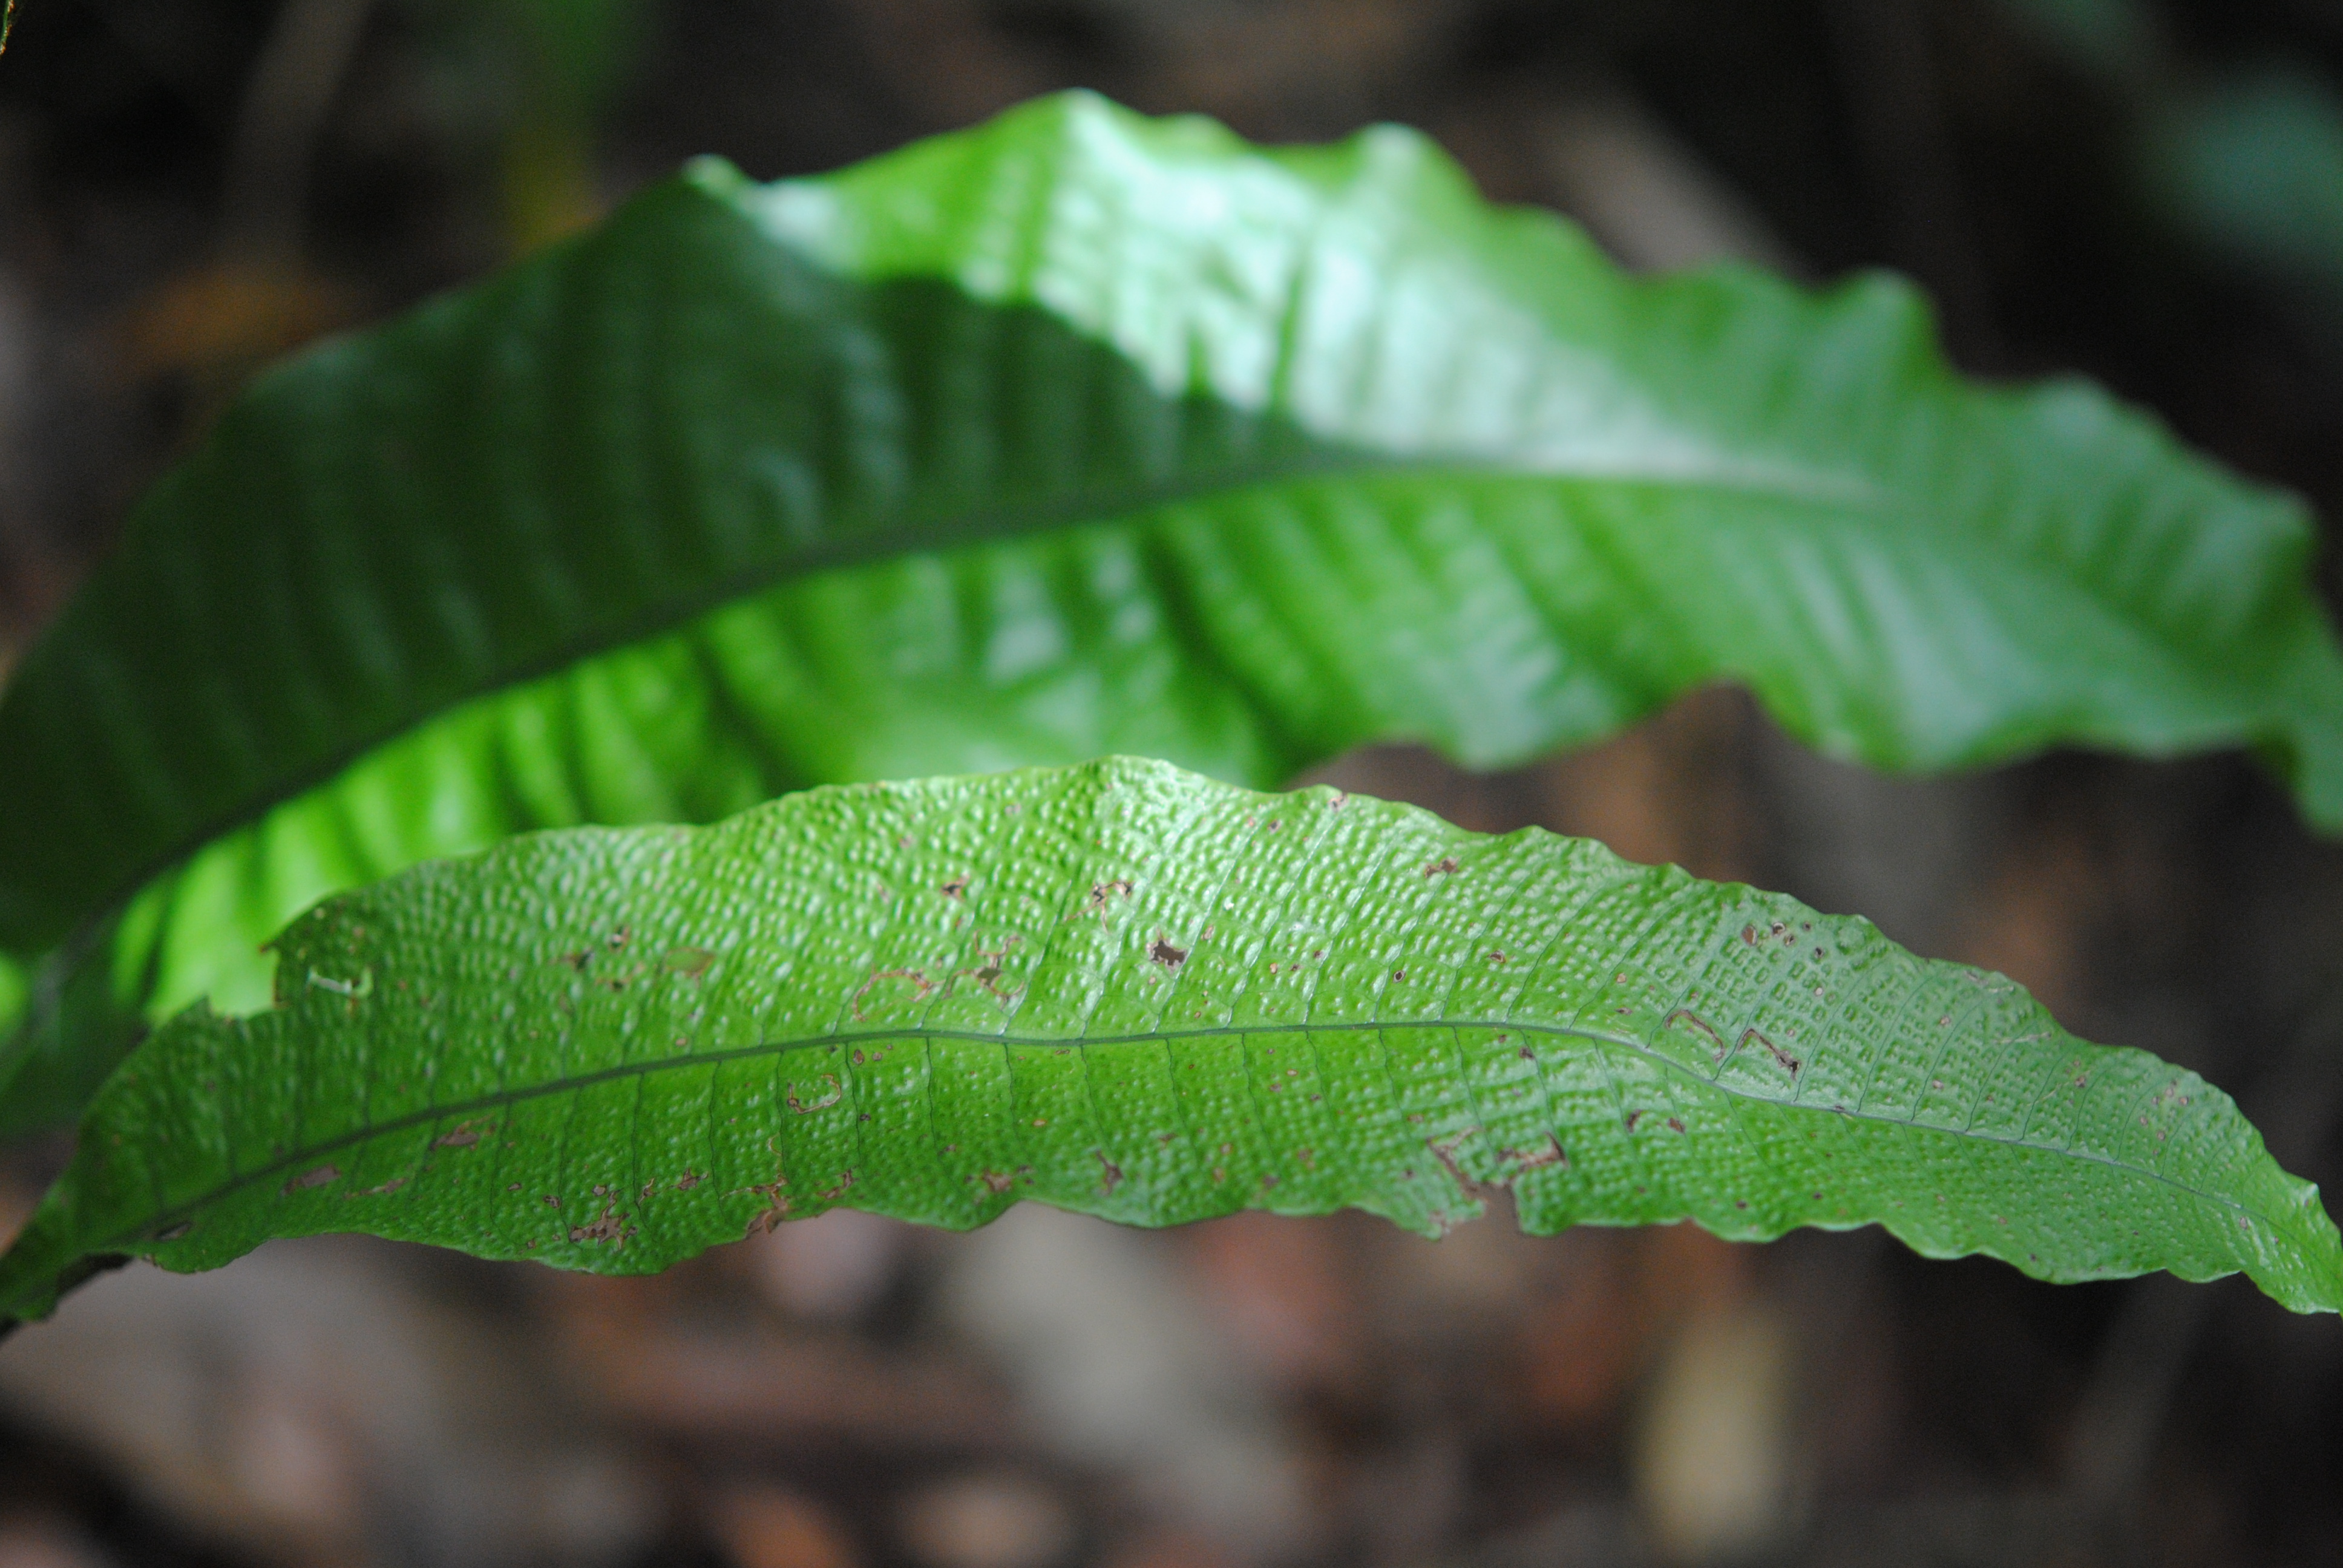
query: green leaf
[
  {"left": 0, "top": 955, "right": 24, "bottom": 1034},
  {"left": 4, "top": 91, "right": 2341, "bottom": 1135},
  {"left": 1, "top": 758, "right": 2335, "bottom": 1324}
]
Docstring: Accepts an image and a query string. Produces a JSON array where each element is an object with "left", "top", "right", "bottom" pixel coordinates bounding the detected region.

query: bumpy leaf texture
[
  {"left": 2, "top": 91, "right": 2339, "bottom": 1134},
  {"left": 1, "top": 760, "right": 2335, "bottom": 1324}
]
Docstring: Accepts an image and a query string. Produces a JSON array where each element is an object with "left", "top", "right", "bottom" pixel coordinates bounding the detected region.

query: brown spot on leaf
[
  {"left": 1742, "top": 1027, "right": 1801, "bottom": 1076},
  {"left": 940, "top": 876, "right": 968, "bottom": 898},
  {"left": 569, "top": 1206, "right": 633, "bottom": 1246},
  {"left": 433, "top": 1122, "right": 488, "bottom": 1149},
  {"left": 1665, "top": 1008, "right": 1729, "bottom": 1060},
  {"left": 815, "top": 1169, "right": 856, "bottom": 1203},
  {"left": 954, "top": 938, "right": 1021, "bottom": 999},
  {"left": 1150, "top": 938, "right": 1188, "bottom": 969},
  {"left": 1095, "top": 1152, "right": 1124, "bottom": 1196},
  {"left": 283, "top": 1165, "right": 339, "bottom": 1194},
  {"left": 851, "top": 968, "right": 934, "bottom": 1021},
  {"left": 978, "top": 1170, "right": 1016, "bottom": 1195},
  {"left": 1423, "top": 1135, "right": 1483, "bottom": 1194},
  {"left": 1506, "top": 1137, "right": 1566, "bottom": 1171},
  {"left": 1424, "top": 857, "right": 1460, "bottom": 878},
  {"left": 746, "top": 1189, "right": 794, "bottom": 1235},
  {"left": 786, "top": 1076, "right": 844, "bottom": 1115}
]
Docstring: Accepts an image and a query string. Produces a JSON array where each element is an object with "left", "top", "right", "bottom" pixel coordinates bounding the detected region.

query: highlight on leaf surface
[
  {"left": 3, "top": 90, "right": 2341, "bottom": 1141},
  {"left": 1, "top": 759, "right": 2335, "bottom": 1325}
]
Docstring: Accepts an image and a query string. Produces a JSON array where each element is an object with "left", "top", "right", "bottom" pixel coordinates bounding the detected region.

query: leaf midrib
[
  {"left": 105, "top": 1015, "right": 2270, "bottom": 1255},
  {"left": 40, "top": 443, "right": 2210, "bottom": 973}
]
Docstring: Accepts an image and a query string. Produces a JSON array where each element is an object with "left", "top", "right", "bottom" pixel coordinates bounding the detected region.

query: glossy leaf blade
[
  {"left": 5, "top": 90, "right": 2341, "bottom": 1132},
  {"left": 1, "top": 759, "right": 2335, "bottom": 1323}
]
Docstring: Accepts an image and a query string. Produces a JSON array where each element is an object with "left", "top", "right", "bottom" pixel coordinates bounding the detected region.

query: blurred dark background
[{"left": 3, "top": 2, "right": 2343, "bottom": 1566}]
